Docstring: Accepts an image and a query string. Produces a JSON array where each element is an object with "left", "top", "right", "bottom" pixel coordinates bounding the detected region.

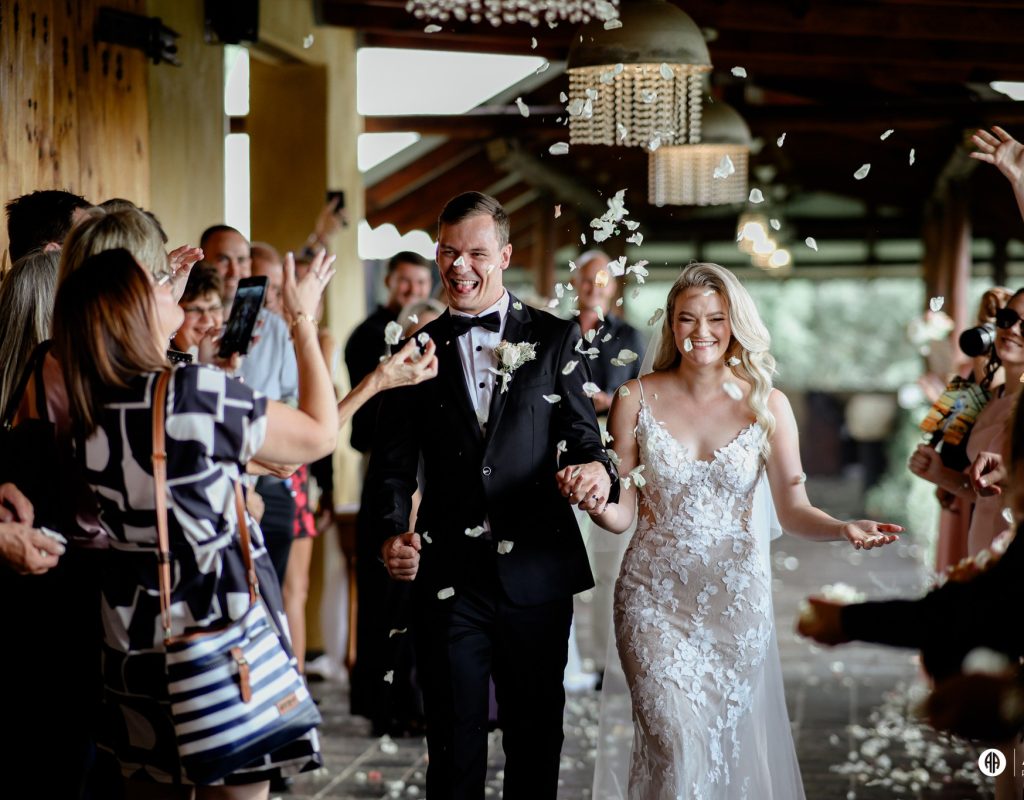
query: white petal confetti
[
  {"left": 713, "top": 154, "right": 735, "bottom": 180},
  {"left": 555, "top": 284, "right": 564, "bottom": 300},
  {"left": 777, "top": 132, "right": 786, "bottom": 147},
  {"left": 549, "top": 142, "right": 570, "bottom": 156},
  {"left": 384, "top": 321, "right": 403, "bottom": 346},
  {"left": 437, "top": 587, "right": 455, "bottom": 600},
  {"left": 853, "top": 163, "right": 871, "bottom": 180},
  {"left": 417, "top": 332, "right": 430, "bottom": 345},
  {"left": 727, "top": 356, "right": 741, "bottom": 367},
  {"left": 731, "top": 66, "right": 747, "bottom": 78},
  {"left": 389, "top": 628, "right": 407, "bottom": 638},
  {"left": 530, "top": 37, "right": 538, "bottom": 49},
  {"left": 628, "top": 464, "right": 647, "bottom": 488},
  {"left": 929, "top": 296, "right": 944, "bottom": 313},
  {"left": 421, "top": 531, "right": 432, "bottom": 544},
  {"left": 909, "top": 148, "right": 915, "bottom": 165},
  {"left": 453, "top": 255, "right": 465, "bottom": 267},
  {"left": 880, "top": 128, "right": 894, "bottom": 140},
  {"left": 303, "top": 34, "right": 315, "bottom": 48},
  {"left": 723, "top": 381, "right": 743, "bottom": 400},
  {"left": 535, "top": 61, "right": 549, "bottom": 75},
  {"left": 805, "top": 236, "right": 818, "bottom": 251},
  {"left": 647, "top": 308, "right": 664, "bottom": 326},
  {"left": 562, "top": 359, "right": 579, "bottom": 375},
  {"left": 497, "top": 540, "right": 515, "bottom": 555},
  {"left": 408, "top": 314, "right": 419, "bottom": 326},
  {"left": 542, "top": 394, "right": 561, "bottom": 404},
  {"left": 512, "top": 301, "right": 523, "bottom": 311},
  {"left": 515, "top": 97, "right": 530, "bottom": 118},
  {"left": 423, "top": 24, "right": 442, "bottom": 33},
  {"left": 769, "top": 218, "right": 781, "bottom": 231},
  {"left": 612, "top": 348, "right": 639, "bottom": 365},
  {"left": 618, "top": 385, "right": 630, "bottom": 397},
  {"left": 603, "top": 18, "right": 622, "bottom": 29},
  {"left": 554, "top": 204, "right": 562, "bottom": 218},
  {"left": 683, "top": 337, "right": 693, "bottom": 352},
  {"left": 559, "top": 91, "right": 568, "bottom": 103},
  {"left": 617, "top": 123, "right": 629, "bottom": 142},
  {"left": 465, "top": 525, "right": 485, "bottom": 538},
  {"left": 582, "top": 382, "right": 600, "bottom": 398},
  {"left": 383, "top": 670, "right": 394, "bottom": 683},
  {"left": 659, "top": 62, "right": 673, "bottom": 80},
  {"left": 748, "top": 188, "right": 765, "bottom": 204}
]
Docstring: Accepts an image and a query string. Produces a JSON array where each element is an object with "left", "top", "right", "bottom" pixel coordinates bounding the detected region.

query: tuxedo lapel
[
  {"left": 437, "top": 312, "right": 484, "bottom": 444},
  {"left": 484, "top": 296, "right": 532, "bottom": 444}
]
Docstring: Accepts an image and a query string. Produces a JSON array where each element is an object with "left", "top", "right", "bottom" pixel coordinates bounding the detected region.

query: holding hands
[{"left": 556, "top": 461, "right": 611, "bottom": 513}]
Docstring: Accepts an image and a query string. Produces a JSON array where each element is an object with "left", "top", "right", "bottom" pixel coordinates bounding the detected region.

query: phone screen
[{"left": 219, "top": 277, "right": 267, "bottom": 358}]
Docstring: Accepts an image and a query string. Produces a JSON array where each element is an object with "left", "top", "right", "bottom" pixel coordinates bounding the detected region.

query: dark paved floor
[{"left": 284, "top": 478, "right": 997, "bottom": 799}]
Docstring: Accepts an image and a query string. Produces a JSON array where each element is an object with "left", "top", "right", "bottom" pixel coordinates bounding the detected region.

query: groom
[{"left": 368, "top": 191, "right": 618, "bottom": 799}]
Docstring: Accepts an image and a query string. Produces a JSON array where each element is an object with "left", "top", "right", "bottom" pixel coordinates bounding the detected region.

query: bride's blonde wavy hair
[{"left": 653, "top": 262, "right": 777, "bottom": 456}]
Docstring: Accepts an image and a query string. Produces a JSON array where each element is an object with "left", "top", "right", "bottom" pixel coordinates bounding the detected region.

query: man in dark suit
[{"left": 368, "top": 192, "right": 617, "bottom": 799}]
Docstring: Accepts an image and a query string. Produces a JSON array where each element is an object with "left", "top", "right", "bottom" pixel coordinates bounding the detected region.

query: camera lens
[{"left": 959, "top": 323, "right": 995, "bottom": 357}]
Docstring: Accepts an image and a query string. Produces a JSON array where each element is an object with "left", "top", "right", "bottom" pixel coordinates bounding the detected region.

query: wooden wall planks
[{"left": 0, "top": 0, "right": 150, "bottom": 259}]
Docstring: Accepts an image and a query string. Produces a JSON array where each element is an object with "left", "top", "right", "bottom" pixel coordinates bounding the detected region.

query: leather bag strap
[{"left": 152, "top": 370, "right": 259, "bottom": 639}]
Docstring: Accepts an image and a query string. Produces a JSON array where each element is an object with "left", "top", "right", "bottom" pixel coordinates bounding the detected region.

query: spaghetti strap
[{"left": 636, "top": 377, "right": 647, "bottom": 404}]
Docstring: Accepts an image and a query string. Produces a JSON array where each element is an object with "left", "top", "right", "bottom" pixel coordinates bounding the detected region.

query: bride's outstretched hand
[{"left": 841, "top": 520, "right": 903, "bottom": 550}]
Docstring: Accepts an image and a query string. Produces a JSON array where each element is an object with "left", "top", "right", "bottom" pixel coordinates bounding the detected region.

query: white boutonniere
[{"left": 489, "top": 340, "right": 537, "bottom": 393}]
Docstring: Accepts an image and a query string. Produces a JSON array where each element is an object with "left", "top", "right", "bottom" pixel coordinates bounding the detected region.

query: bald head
[{"left": 572, "top": 250, "right": 615, "bottom": 314}]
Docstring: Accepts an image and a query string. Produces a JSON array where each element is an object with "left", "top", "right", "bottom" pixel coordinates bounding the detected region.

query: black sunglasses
[{"left": 996, "top": 307, "right": 1024, "bottom": 332}]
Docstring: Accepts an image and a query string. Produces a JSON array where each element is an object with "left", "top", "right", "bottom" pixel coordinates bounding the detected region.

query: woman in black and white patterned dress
[{"left": 51, "top": 247, "right": 436, "bottom": 799}]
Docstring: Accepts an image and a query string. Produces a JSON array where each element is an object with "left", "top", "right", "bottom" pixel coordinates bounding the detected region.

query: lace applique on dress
[{"left": 613, "top": 397, "right": 801, "bottom": 799}]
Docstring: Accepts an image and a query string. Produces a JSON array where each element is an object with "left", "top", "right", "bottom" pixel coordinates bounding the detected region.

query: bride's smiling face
[{"left": 672, "top": 287, "right": 732, "bottom": 366}]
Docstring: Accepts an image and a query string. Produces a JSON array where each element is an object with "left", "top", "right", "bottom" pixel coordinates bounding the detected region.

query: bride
[{"left": 574, "top": 263, "right": 902, "bottom": 799}]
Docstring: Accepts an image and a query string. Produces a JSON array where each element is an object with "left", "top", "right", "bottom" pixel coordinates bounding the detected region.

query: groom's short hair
[{"left": 438, "top": 192, "right": 510, "bottom": 249}]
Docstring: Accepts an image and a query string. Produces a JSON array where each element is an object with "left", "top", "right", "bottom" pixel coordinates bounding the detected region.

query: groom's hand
[
  {"left": 556, "top": 462, "right": 610, "bottom": 514},
  {"left": 382, "top": 532, "right": 421, "bottom": 581}
]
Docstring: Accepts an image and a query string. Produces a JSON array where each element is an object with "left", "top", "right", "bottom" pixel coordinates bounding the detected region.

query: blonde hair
[
  {"left": 653, "top": 262, "right": 777, "bottom": 453},
  {"left": 58, "top": 206, "right": 168, "bottom": 285}
]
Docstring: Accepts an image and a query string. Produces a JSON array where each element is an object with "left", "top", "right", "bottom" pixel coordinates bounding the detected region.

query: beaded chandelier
[
  {"left": 405, "top": 0, "right": 619, "bottom": 27},
  {"left": 566, "top": 0, "right": 711, "bottom": 150},
  {"left": 648, "top": 100, "right": 751, "bottom": 206}
]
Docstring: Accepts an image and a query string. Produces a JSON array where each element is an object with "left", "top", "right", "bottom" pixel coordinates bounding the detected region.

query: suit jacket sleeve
[
  {"left": 552, "top": 323, "right": 621, "bottom": 502},
  {"left": 841, "top": 525, "right": 1024, "bottom": 677},
  {"left": 345, "top": 321, "right": 386, "bottom": 454},
  {"left": 365, "top": 381, "right": 421, "bottom": 545}
]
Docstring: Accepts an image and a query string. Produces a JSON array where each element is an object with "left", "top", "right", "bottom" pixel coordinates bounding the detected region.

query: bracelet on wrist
[{"left": 289, "top": 313, "right": 318, "bottom": 338}]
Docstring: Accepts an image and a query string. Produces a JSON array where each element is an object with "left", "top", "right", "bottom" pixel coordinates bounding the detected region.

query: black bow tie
[{"left": 451, "top": 311, "right": 501, "bottom": 337}]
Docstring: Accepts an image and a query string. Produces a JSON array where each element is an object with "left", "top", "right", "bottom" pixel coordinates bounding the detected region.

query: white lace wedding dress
[{"left": 605, "top": 381, "right": 805, "bottom": 799}]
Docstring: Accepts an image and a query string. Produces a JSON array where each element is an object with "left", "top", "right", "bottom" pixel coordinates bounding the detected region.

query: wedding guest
[
  {"left": 252, "top": 241, "right": 284, "bottom": 317},
  {"left": 571, "top": 250, "right": 647, "bottom": 414},
  {"left": 346, "top": 250, "right": 432, "bottom": 728},
  {"left": 171, "top": 264, "right": 224, "bottom": 357},
  {"left": 373, "top": 191, "right": 616, "bottom": 797},
  {"left": 0, "top": 248, "right": 59, "bottom": 416},
  {"left": 4, "top": 188, "right": 91, "bottom": 262},
  {"left": 200, "top": 225, "right": 298, "bottom": 588}
]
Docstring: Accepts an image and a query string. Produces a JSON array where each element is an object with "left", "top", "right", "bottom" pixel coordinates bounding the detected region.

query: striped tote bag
[{"left": 151, "top": 371, "right": 321, "bottom": 784}]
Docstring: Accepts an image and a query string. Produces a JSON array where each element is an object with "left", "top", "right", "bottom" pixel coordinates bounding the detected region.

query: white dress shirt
[{"left": 451, "top": 291, "right": 510, "bottom": 432}]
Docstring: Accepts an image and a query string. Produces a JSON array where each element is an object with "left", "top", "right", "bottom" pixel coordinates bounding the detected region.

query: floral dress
[
  {"left": 613, "top": 380, "right": 804, "bottom": 799},
  {"left": 79, "top": 365, "right": 320, "bottom": 784}
]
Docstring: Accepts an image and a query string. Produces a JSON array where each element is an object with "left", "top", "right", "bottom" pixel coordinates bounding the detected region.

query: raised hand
[
  {"left": 284, "top": 249, "right": 336, "bottom": 324},
  {"left": 382, "top": 532, "right": 421, "bottom": 581},
  {"left": 167, "top": 245, "right": 204, "bottom": 302},
  {"left": 971, "top": 126, "right": 1024, "bottom": 185},
  {"left": 373, "top": 338, "right": 439, "bottom": 391},
  {"left": 840, "top": 519, "right": 902, "bottom": 550},
  {"left": 556, "top": 461, "right": 610, "bottom": 513}
]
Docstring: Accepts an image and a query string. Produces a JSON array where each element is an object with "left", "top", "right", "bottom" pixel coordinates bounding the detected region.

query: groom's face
[{"left": 437, "top": 214, "right": 512, "bottom": 316}]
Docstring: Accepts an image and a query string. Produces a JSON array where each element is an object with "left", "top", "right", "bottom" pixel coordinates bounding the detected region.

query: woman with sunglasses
[{"left": 910, "top": 293, "right": 1024, "bottom": 555}]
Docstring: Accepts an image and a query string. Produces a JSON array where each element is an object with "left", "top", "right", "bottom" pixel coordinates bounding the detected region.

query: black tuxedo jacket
[{"left": 366, "top": 296, "right": 618, "bottom": 606}]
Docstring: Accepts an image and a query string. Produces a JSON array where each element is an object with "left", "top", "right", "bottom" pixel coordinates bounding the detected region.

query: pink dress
[{"left": 965, "top": 391, "right": 1018, "bottom": 555}]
